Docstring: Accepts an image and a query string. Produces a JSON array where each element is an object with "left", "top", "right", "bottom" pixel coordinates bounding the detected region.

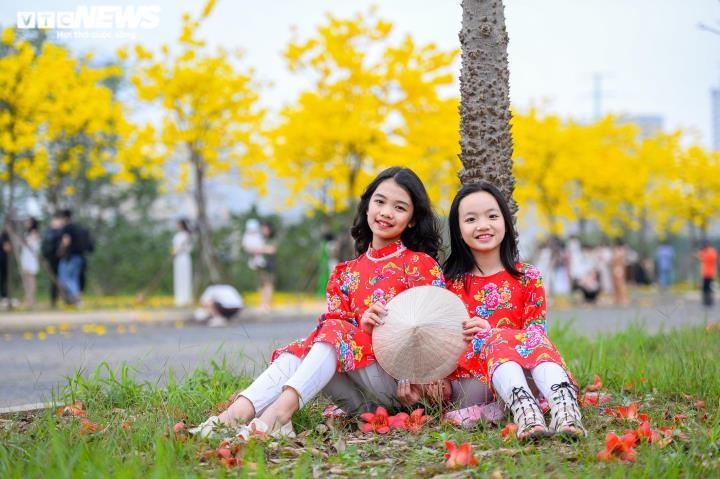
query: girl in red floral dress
[
  {"left": 190, "top": 167, "right": 445, "bottom": 439},
  {"left": 444, "top": 182, "right": 586, "bottom": 441}
]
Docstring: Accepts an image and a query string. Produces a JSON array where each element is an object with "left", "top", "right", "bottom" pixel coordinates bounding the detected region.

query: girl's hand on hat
[
  {"left": 360, "top": 302, "right": 387, "bottom": 333},
  {"left": 396, "top": 379, "right": 422, "bottom": 407},
  {"left": 421, "top": 379, "right": 451, "bottom": 405},
  {"left": 462, "top": 316, "right": 491, "bottom": 342}
]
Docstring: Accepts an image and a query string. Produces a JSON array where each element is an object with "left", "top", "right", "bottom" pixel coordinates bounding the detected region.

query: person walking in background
[
  {"left": 610, "top": 239, "right": 628, "bottom": 306},
  {"left": 172, "top": 218, "right": 193, "bottom": 307},
  {"left": 41, "top": 213, "right": 65, "bottom": 308},
  {"left": 20, "top": 217, "right": 40, "bottom": 308},
  {"left": 0, "top": 226, "right": 11, "bottom": 307},
  {"left": 655, "top": 241, "right": 675, "bottom": 291},
  {"left": 697, "top": 241, "right": 718, "bottom": 308},
  {"left": 57, "top": 209, "right": 84, "bottom": 305}
]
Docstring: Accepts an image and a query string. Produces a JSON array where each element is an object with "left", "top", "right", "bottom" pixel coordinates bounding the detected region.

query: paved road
[
  {"left": 1, "top": 295, "right": 716, "bottom": 410},
  {"left": 0, "top": 316, "right": 318, "bottom": 410}
]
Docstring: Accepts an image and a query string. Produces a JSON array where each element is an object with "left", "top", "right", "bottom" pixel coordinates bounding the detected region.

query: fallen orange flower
[
  {"left": 389, "top": 408, "right": 429, "bottom": 433},
  {"left": 672, "top": 414, "right": 687, "bottom": 422},
  {"left": 634, "top": 421, "right": 661, "bottom": 444},
  {"left": 580, "top": 392, "right": 613, "bottom": 407},
  {"left": 360, "top": 406, "right": 391, "bottom": 434},
  {"left": 597, "top": 431, "right": 637, "bottom": 463},
  {"left": 56, "top": 400, "right": 86, "bottom": 418},
  {"left": 695, "top": 400, "right": 705, "bottom": 410},
  {"left": 216, "top": 440, "right": 243, "bottom": 469},
  {"left": 79, "top": 418, "right": 103, "bottom": 435},
  {"left": 500, "top": 423, "right": 518, "bottom": 441},
  {"left": 585, "top": 374, "right": 603, "bottom": 392},
  {"left": 604, "top": 402, "right": 642, "bottom": 420},
  {"left": 445, "top": 441, "right": 478, "bottom": 469}
]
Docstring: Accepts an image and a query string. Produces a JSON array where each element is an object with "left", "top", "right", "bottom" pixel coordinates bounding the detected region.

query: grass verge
[{"left": 1, "top": 324, "right": 719, "bottom": 478}]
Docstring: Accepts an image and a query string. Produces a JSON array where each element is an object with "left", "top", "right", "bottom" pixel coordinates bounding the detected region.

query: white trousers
[
  {"left": 491, "top": 361, "right": 569, "bottom": 405},
  {"left": 240, "top": 343, "right": 337, "bottom": 415}
]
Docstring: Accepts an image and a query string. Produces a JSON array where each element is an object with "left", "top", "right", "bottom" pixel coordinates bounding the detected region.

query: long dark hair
[
  {"left": 350, "top": 166, "right": 441, "bottom": 260},
  {"left": 443, "top": 181, "right": 521, "bottom": 280},
  {"left": 26, "top": 217, "right": 39, "bottom": 233},
  {"left": 177, "top": 218, "right": 191, "bottom": 233}
]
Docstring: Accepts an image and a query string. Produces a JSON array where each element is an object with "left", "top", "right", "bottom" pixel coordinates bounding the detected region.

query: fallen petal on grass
[
  {"left": 580, "top": 392, "right": 613, "bottom": 407},
  {"left": 604, "top": 402, "right": 643, "bottom": 421},
  {"left": 79, "top": 418, "right": 105, "bottom": 435},
  {"left": 444, "top": 441, "right": 478, "bottom": 469},
  {"left": 500, "top": 423, "right": 518, "bottom": 441},
  {"left": 56, "top": 400, "right": 85, "bottom": 418}
]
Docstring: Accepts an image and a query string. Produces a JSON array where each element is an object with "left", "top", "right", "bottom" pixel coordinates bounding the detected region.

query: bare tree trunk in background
[
  {"left": 191, "top": 149, "right": 222, "bottom": 285},
  {"left": 3, "top": 153, "right": 17, "bottom": 310},
  {"left": 459, "top": 0, "right": 518, "bottom": 219}
]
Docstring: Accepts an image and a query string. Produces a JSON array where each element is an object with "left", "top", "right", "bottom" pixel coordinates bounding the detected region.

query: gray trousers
[{"left": 323, "top": 363, "right": 493, "bottom": 413}]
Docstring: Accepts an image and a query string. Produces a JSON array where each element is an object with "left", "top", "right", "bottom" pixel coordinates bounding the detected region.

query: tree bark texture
[{"left": 459, "top": 0, "right": 518, "bottom": 218}]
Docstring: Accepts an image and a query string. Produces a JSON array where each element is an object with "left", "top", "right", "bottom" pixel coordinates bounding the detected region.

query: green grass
[{"left": 1, "top": 325, "right": 719, "bottom": 478}]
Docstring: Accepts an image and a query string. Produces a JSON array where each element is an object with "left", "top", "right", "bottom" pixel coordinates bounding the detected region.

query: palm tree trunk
[{"left": 459, "top": 0, "right": 518, "bottom": 218}]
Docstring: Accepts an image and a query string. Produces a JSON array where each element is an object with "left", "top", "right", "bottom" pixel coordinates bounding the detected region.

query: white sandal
[
  {"left": 236, "top": 418, "right": 296, "bottom": 441},
  {"left": 188, "top": 415, "right": 223, "bottom": 439},
  {"left": 547, "top": 382, "right": 587, "bottom": 439},
  {"left": 508, "top": 386, "right": 550, "bottom": 441}
]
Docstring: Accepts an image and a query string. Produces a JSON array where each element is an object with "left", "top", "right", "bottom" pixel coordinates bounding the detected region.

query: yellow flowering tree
[
  {"left": 651, "top": 145, "right": 720, "bottom": 241},
  {"left": 126, "top": 0, "right": 265, "bottom": 281},
  {"left": 512, "top": 108, "right": 578, "bottom": 235},
  {"left": 513, "top": 107, "right": 715, "bottom": 246},
  {"left": 0, "top": 28, "right": 46, "bottom": 218},
  {"left": 563, "top": 116, "right": 639, "bottom": 237},
  {"left": 269, "top": 10, "right": 458, "bottom": 214},
  {"left": 0, "top": 28, "right": 155, "bottom": 217}
]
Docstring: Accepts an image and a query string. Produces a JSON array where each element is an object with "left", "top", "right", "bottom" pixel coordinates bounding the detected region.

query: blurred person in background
[
  {"left": 57, "top": 209, "right": 84, "bottom": 305},
  {"left": 655, "top": 241, "right": 675, "bottom": 291},
  {"left": 610, "top": 239, "right": 628, "bottom": 306},
  {"left": 0, "top": 226, "right": 11, "bottom": 307},
  {"left": 172, "top": 218, "right": 194, "bottom": 307},
  {"left": 20, "top": 217, "right": 40, "bottom": 308},
  {"left": 194, "top": 283, "right": 244, "bottom": 328},
  {"left": 697, "top": 241, "right": 718, "bottom": 308},
  {"left": 41, "top": 213, "right": 65, "bottom": 308},
  {"left": 242, "top": 219, "right": 277, "bottom": 313}
]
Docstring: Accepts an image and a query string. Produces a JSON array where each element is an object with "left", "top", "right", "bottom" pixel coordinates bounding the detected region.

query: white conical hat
[{"left": 372, "top": 285, "right": 469, "bottom": 384}]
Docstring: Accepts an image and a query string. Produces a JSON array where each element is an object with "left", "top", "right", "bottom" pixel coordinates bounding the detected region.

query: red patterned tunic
[
  {"left": 448, "top": 263, "right": 575, "bottom": 385},
  {"left": 272, "top": 241, "right": 445, "bottom": 373}
]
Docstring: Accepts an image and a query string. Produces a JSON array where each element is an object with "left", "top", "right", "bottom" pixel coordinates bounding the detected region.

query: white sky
[{"left": 3, "top": 0, "right": 718, "bottom": 145}]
